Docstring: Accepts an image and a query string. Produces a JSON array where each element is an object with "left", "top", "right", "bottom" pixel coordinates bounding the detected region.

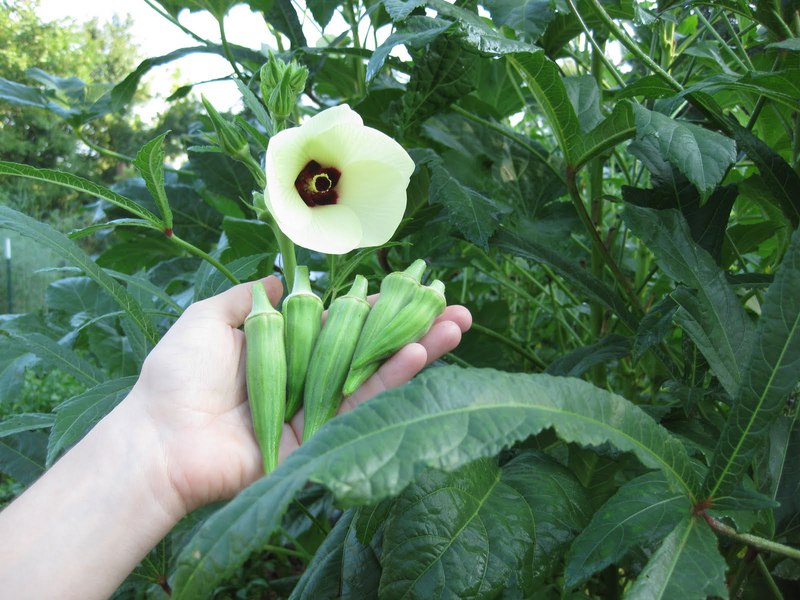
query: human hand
[{"left": 126, "top": 275, "right": 471, "bottom": 518}]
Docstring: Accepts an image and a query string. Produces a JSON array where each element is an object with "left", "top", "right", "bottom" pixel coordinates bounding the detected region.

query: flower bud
[
  {"left": 260, "top": 53, "right": 308, "bottom": 121},
  {"left": 201, "top": 95, "right": 251, "bottom": 162}
]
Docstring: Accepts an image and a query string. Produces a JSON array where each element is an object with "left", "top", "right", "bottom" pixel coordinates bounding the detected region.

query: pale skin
[{"left": 0, "top": 275, "right": 472, "bottom": 599}]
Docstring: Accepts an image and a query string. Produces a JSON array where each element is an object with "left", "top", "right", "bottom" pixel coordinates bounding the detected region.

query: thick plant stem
[
  {"left": 566, "top": 170, "right": 643, "bottom": 317},
  {"left": 168, "top": 232, "right": 240, "bottom": 285},
  {"left": 583, "top": 0, "right": 682, "bottom": 93},
  {"left": 589, "top": 42, "right": 607, "bottom": 388},
  {"left": 701, "top": 513, "right": 800, "bottom": 561},
  {"left": 270, "top": 222, "right": 297, "bottom": 292}
]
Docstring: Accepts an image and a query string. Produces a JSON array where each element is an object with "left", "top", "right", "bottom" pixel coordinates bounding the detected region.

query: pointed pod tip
[
  {"left": 428, "top": 279, "right": 446, "bottom": 297},
  {"left": 247, "top": 281, "right": 279, "bottom": 318},
  {"left": 403, "top": 259, "right": 428, "bottom": 282},
  {"left": 347, "top": 274, "right": 369, "bottom": 300}
]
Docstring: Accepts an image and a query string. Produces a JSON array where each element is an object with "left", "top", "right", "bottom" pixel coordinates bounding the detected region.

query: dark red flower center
[{"left": 294, "top": 160, "right": 341, "bottom": 207}]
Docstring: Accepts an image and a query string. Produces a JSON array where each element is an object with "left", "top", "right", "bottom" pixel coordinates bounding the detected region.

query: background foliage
[{"left": 2, "top": 0, "right": 800, "bottom": 597}]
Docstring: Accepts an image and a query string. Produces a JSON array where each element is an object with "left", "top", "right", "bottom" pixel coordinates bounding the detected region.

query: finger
[
  {"left": 191, "top": 276, "right": 283, "bottom": 328},
  {"left": 436, "top": 304, "right": 472, "bottom": 333},
  {"left": 417, "top": 319, "right": 464, "bottom": 366},
  {"left": 340, "top": 342, "right": 427, "bottom": 412}
]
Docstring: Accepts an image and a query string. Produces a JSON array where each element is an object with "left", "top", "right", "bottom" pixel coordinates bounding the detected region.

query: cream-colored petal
[
  {"left": 308, "top": 123, "right": 415, "bottom": 177},
  {"left": 265, "top": 127, "right": 311, "bottom": 188},
  {"left": 337, "top": 161, "right": 408, "bottom": 246},
  {"left": 281, "top": 204, "right": 363, "bottom": 254},
  {"left": 296, "top": 104, "right": 362, "bottom": 142},
  {"left": 265, "top": 127, "right": 313, "bottom": 229}
]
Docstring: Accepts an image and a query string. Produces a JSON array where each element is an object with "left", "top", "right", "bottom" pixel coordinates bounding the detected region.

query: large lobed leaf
[
  {"left": 171, "top": 367, "right": 697, "bottom": 597},
  {"left": 378, "top": 452, "right": 590, "bottom": 598},
  {"left": 564, "top": 471, "right": 688, "bottom": 587},
  {"left": 625, "top": 516, "right": 728, "bottom": 599},
  {"left": 631, "top": 104, "right": 736, "bottom": 198},
  {"left": 624, "top": 205, "right": 753, "bottom": 398},
  {"left": 705, "top": 224, "right": 800, "bottom": 499}
]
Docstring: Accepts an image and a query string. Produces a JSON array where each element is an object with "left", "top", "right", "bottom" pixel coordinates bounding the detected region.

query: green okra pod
[
  {"left": 283, "top": 266, "right": 323, "bottom": 420},
  {"left": 244, "top": 281, "right": 286, "bottom": 473},
  {"left": 355, "top": 259, "right": 427, "bottom": 351},
  {"left": 302, "top": 275, "right": 371, "bottom": 442},
  {"left": 343, "top": 279, "right": 446, "bottom": 396}
]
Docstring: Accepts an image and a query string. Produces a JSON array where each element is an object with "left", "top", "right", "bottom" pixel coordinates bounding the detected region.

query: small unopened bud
[
  {"left": 260, "top": 53, "right": 308, "bottom": 121},
  {"left": 201, "top": 95, "right": 250, "bottom": 161}
]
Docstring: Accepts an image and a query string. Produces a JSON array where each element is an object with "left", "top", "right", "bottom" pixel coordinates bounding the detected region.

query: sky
[{"left": 36, "top": 0, "right": 333, "bottom": 119}]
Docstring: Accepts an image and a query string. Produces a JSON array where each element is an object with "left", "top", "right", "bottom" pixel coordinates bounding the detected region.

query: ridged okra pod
[
  {"left": 244, "top": 281, "right": 286, "bottom": 473},
  {"left": 283, "top": 266, "right": 323, "bottom": 420},
  {"left": 343, "top": 279, "right": 446, "bottom": 395},
  {"left": 355, "top": 259, "right": 427, "bottom": 349},
  {"left": 302, "top": 275, "right": 370, "bottom": 442}
]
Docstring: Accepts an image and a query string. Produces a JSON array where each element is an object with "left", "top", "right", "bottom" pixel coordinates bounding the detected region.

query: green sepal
[
  {"left": 302, "top": 275, "right": 371, "bottom": 441},
  {"left": 244, "top": 281, "right": 286, "bottom": 473},
  {"left": 283, "top": 266, "right": 323, "bottom": 420}
]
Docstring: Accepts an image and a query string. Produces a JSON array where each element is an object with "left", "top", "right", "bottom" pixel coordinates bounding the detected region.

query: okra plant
[{"left": 1, "top": 0, "right": 800, "bottom": 598}]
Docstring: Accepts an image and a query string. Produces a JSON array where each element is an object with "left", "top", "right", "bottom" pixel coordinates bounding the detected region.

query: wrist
[{"left": 108, "top": 389, "right": 189, "bottom": 525}]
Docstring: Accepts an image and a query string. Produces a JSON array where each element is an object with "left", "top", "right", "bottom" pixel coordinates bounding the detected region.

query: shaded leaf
[
  {"left": 5, "top": 332, "right": 103, "bottom": 386},
  {"left": 0, "top": 431, "right": 47, "bottom": 485},
  {"left": 483, "top": 0, "right": 557, "bottom": 43},
  {"left": 631, "top": 104, "right": 736, "bottom": 198},
  {"left": 565, "top": 75, "right": 604, "bottom": 133},
  {"left": 171, "top": 367, "right": 697, "bottom": 597},
  {"left": 46, "top": 377, "right": 137, "bottom": 466},
  {"left": 383, "top": 0, "right": 426, "bottom": 20},
  {"left": 705, "top": 224, "right": 800, "bottom": 499},
  {"left": 379, "top": 452, "right": 590, "bottom": 597},
  {"left": 0, "top": 414, "right": 55, "bottom": 438},
  {"left": 626, "top": 516, "right": 728, "bottom": 599},
  {"left": 366, "top": 16, "right": 452, "bottom": 83},
  {"left": 546, "top": 334, "right": 631, "bottom": 377},
  {"left": 732, "top": 124, "right": 800, "bottom": 228},
  {"left": 624, "top": 205, "right": 753, "bottom": 398},
  {"left": 565, "top": 471, "right": 688, "bottom": 587}
]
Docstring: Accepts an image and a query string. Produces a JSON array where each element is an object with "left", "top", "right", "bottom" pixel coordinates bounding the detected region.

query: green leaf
[
  {"left": 47, "top": 377, "right": 137, "bottom": 467},
  {"left": 290, "top": 509, "right": 358, "bottom": 599},
  {"left": 426, "top": 158, "right": 512, "bottom": 249},
  {"left": 399, "top": 32, "right": 478, "bottom": 134},
  {"left": 493, "top": 228, "right": 639, "bottom": 331},
  {"left": 0, "top": 206, "right": 160, "bottom": 345},
  {"left": 0, "top": 344, "right": 36, "bottom": 402},
  {"left": 766, "top": 38, "right": 800, "bottom": 50},
  {"left": 379, "top": 452, "right": 590, "bottom": 597},
  {"left": 625, "top": 516, "right": 728, "bottom": 599},
  {"left": 0, "top": 431, "right": 47, "bottom": 485},
  {"left": 508, "top": 52, "right": 582, "bottom": 164},
  {"left": 631, "top": 104, "right": 737, "bottom": 198},
  {"left": 383, "top": 0, "right": 426, "bottom": 20},
  {"left": 564, "top": 471, "right": 688, "bottom": 587},
  {"left": 633, "top": 296, "right": 678, "bottom": 362},
  {"left": 614, "top": 75, "right": 676, "bottom": 100},
  {"left": 574, "top": 101, "right": 636, "bottom": 169},
  {"left": 732, "top": 124, "right": 800, "bottom": 228},
  {"left": 306, "top": 0, "right": 341, "bottom": 28},
  {"left": 428, "top": 0, "right": 538, "bottom": 54},
  {"left": 546, "top": 334, "right": 631, "bottom": 377},
  {"left": 565, "top": 74, "right": 604, "bottom": 133},
  {"left": 0, "top": 161, "right": 162, "bottom": 225},
  {"left": 266, "top": 0, "right": 307, "bottom": 48},
  {"left": 221, "top": 217, "right": 276, "bottom": 260},
  {"left": 5, "top": 332, "right": 103, "bottom": 387},
  {"left": 133, "top": 132, "right": 174, "bottom": 230},
  {"left": 171, "top": 367, "right": 697, "bottom": 597},
  {"left": 624, "top": 205, "right": 753, "bottom": 398},
  {"left": 774, "top": 417, "right": 800, "bottom": 537},
  {"left": 234, "top": 79, "right": 273, "bottom": 133},
  {"left": 68, "top": 218, "right": 159, "bottom": 239},
  {"left": 0, "top": 414, "right": 55, "bottom": 438},
  {"left": 705, "top": 224, "right": 800, "bottom": 499},
  {"left": 193, "top": 253, "right": 272, "bottom": 300},
  {"left": 483, "top": 0, "right": 557, "bottom": 43},
  {"left": 366, "top": 16, "right": 453, "bottom": 83}
]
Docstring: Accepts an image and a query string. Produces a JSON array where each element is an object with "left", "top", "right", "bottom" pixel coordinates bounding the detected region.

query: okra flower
[{"left": 263, "top": 105, "right": 415, "bottom": 254}]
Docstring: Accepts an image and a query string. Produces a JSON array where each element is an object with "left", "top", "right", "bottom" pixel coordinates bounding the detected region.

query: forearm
[{"left": 0, "top": 393, "right": 183, "bottom": 599}]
